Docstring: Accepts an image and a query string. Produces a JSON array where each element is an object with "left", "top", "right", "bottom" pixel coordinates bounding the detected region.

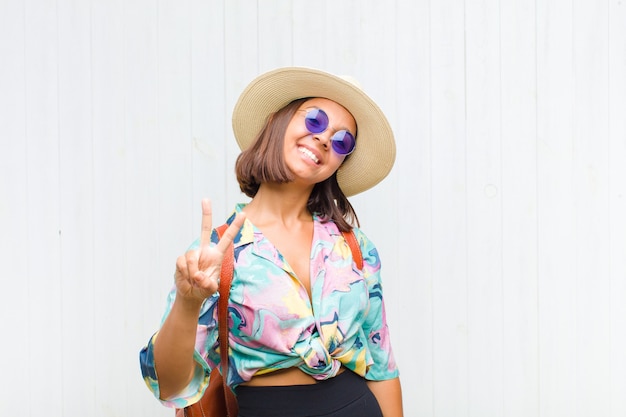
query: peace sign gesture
[{"left": 174, "top": 199, "right": 246, "bottom": 303}]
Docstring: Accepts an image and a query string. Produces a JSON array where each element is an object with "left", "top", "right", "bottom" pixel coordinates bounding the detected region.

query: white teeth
[{"left": 298, "top": 147, "right": 319, "bottom": 163}]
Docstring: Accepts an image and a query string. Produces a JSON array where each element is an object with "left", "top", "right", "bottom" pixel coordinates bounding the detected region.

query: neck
[{"left": 243, "top": 183, "right": 314, "bottom": 228}]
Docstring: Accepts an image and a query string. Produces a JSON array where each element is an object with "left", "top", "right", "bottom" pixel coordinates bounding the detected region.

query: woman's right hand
[
  {"left": 174, "top": 198, "right": 246, "bottom": 304},
  {"left": 155, "top": 199, "right": 245, "bottom": 399}
]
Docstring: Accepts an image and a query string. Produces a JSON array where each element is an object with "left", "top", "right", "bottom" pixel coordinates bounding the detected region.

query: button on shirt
[{"left": 140, "top": 204, "right": 399, "bottom": 408}]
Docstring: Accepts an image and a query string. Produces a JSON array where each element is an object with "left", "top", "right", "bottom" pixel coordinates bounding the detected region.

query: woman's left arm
[
  {"left": 354, "top": 228, "right": 403, "bottom": 415},
  {"left": 367, "top": 377, "right": 403, "bottom": 417}
]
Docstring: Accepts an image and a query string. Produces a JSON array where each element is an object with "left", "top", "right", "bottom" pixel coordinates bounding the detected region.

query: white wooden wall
[{"left": 1, "top": 0, "right": 625, "bottom": 416}]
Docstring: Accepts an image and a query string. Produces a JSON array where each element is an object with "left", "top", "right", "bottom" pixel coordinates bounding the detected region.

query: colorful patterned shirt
[{"left": 139, "top": 204, "right": 399, "bottom": 408}]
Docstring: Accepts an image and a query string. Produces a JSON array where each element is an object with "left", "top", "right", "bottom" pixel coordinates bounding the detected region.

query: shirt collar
[{"left": 226, "top": 203, "right": 342, "bottom": 247}]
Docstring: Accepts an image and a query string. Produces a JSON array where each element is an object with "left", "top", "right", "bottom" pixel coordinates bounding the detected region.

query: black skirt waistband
[{"left": 235, "top": 370, "right": 379, "bottom": 417}]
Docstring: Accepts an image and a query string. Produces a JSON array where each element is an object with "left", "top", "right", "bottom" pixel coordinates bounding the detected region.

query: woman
[{"left": 140, "top": 67, "right": 403, "bottom": 416}]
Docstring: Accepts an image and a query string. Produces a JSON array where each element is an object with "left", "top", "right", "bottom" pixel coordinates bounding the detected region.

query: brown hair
[{"left": 235, "top": 98, "right": 359, "bottom": 231}]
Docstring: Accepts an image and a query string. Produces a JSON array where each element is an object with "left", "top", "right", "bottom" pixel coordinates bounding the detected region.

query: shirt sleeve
[
  {"left": 138, "top": 240, "right": 223, "bottom": 408},
  {"left": 354, "top": 228, "right": 400, "bottom": 381}
]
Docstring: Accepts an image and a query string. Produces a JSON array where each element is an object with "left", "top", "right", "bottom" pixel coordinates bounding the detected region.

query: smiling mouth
[{"left": 298, "top": 147, "right": 320, "bottom": 164}]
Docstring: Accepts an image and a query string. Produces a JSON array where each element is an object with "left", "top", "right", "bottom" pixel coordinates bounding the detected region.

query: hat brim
[{"left": 232, "top": 67, "right": 395, "bottom": 197}]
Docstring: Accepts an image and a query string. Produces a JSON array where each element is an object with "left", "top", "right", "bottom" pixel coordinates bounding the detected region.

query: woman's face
[{"left": 282, "top": 98, "right": 357, "bottom": 187}]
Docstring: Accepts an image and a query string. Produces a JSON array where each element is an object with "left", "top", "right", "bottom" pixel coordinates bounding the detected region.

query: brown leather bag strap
[
  {"left": 341, "top": 230, "right": 363, "bottom": 270},
  {"left": 215, "top": 223, "right": 238, "bottom": 417}
]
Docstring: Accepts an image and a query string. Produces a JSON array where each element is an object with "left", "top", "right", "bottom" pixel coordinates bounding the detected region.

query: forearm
[
  {"left": 153, "top": 297, "right": 203, "bottom": 399},
  {"left": 367, "top": 377, "right": 403, "bottom": 417}
]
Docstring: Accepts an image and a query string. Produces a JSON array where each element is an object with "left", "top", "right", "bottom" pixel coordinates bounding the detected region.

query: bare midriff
[{"left": 240, "top": 366, "right": 345, "bottom": 387}]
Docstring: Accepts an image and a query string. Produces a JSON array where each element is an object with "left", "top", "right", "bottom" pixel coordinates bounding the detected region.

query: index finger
[{"left": 199, "top": 198, "right": 213, "bottom": 247}]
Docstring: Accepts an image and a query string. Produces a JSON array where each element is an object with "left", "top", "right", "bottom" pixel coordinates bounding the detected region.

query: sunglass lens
[
  {"left": 331, "top": 131, "right": 356, "bottom": 155},
  {"left": 304, "top": 109, "right": 329, "bottom": 134}
]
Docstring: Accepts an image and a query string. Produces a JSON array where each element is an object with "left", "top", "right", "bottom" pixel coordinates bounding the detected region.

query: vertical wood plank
[
  {"left": 572, "top": 1, "right": 611, "bottom": 415},
  {"left": 223, "top": 0, "right": 258, "bottom": 211},
  {"left": 608, "top": 1, "right": 626, "bottom": 416},
  {"left": 90, "top": 1, "right": 137, "bottom": 415},
  {"left": 190, "top": 0, "right": 228, "bottom": 223},
  {"left": 0, "top": 1, "right": 30, "bottom": 414},
  {"left": 500, "top": 0, "right": 540, "bottom": 416},
  {"left": 257, "top": 0, "right": 293, "bottom": 71},
  {"left": 320, "top": 0, "right": 359, "bottom": 75},
  {"left": 465, "top": 1, "right": 504, "bottom": 416},
  {"left": 292, "top": 1, "right": 327, "bottom": 68},
  {"left": 157, "top": 0, "right": 194, "bottom": 264},
  {"left": 122, "top": 1, "right": 171, "bottom": 416},
  {"left": 56, "top": 0, "right": 95, "bottom": 415},
  {"left": 394, "top": 0, "right": 433, "bottom": 415},
  {"left": 536, "top": 1, "right": 577, "bottom": 415},
  {"left": 22, "top": 1, "right": 65, "bottom": 411},
  {"left": 355, "top": 0, "right": 397, "bottom": 112},
  {"left": 429, "top": 0, "right": 469, "bottom": 415},
  {"left": 24, "top": 5, "right": 65, "bottom": 413}
]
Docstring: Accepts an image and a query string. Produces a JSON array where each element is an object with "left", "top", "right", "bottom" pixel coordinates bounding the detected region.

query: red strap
[
  {"left": 215, "top": 224, "right": 238, "bottom": 417},
  {"left": 342, "top": 230, "right": 363, "bottom": 270}
]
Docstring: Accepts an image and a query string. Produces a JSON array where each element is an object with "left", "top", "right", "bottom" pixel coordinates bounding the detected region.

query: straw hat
[{"left": 231, "top": 67, "right": 395, "bottom": 197}]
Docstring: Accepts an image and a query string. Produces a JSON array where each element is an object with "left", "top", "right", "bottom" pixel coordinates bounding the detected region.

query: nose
[{"left": 313, "top": 131, "right": 332, "bottom": 149}]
